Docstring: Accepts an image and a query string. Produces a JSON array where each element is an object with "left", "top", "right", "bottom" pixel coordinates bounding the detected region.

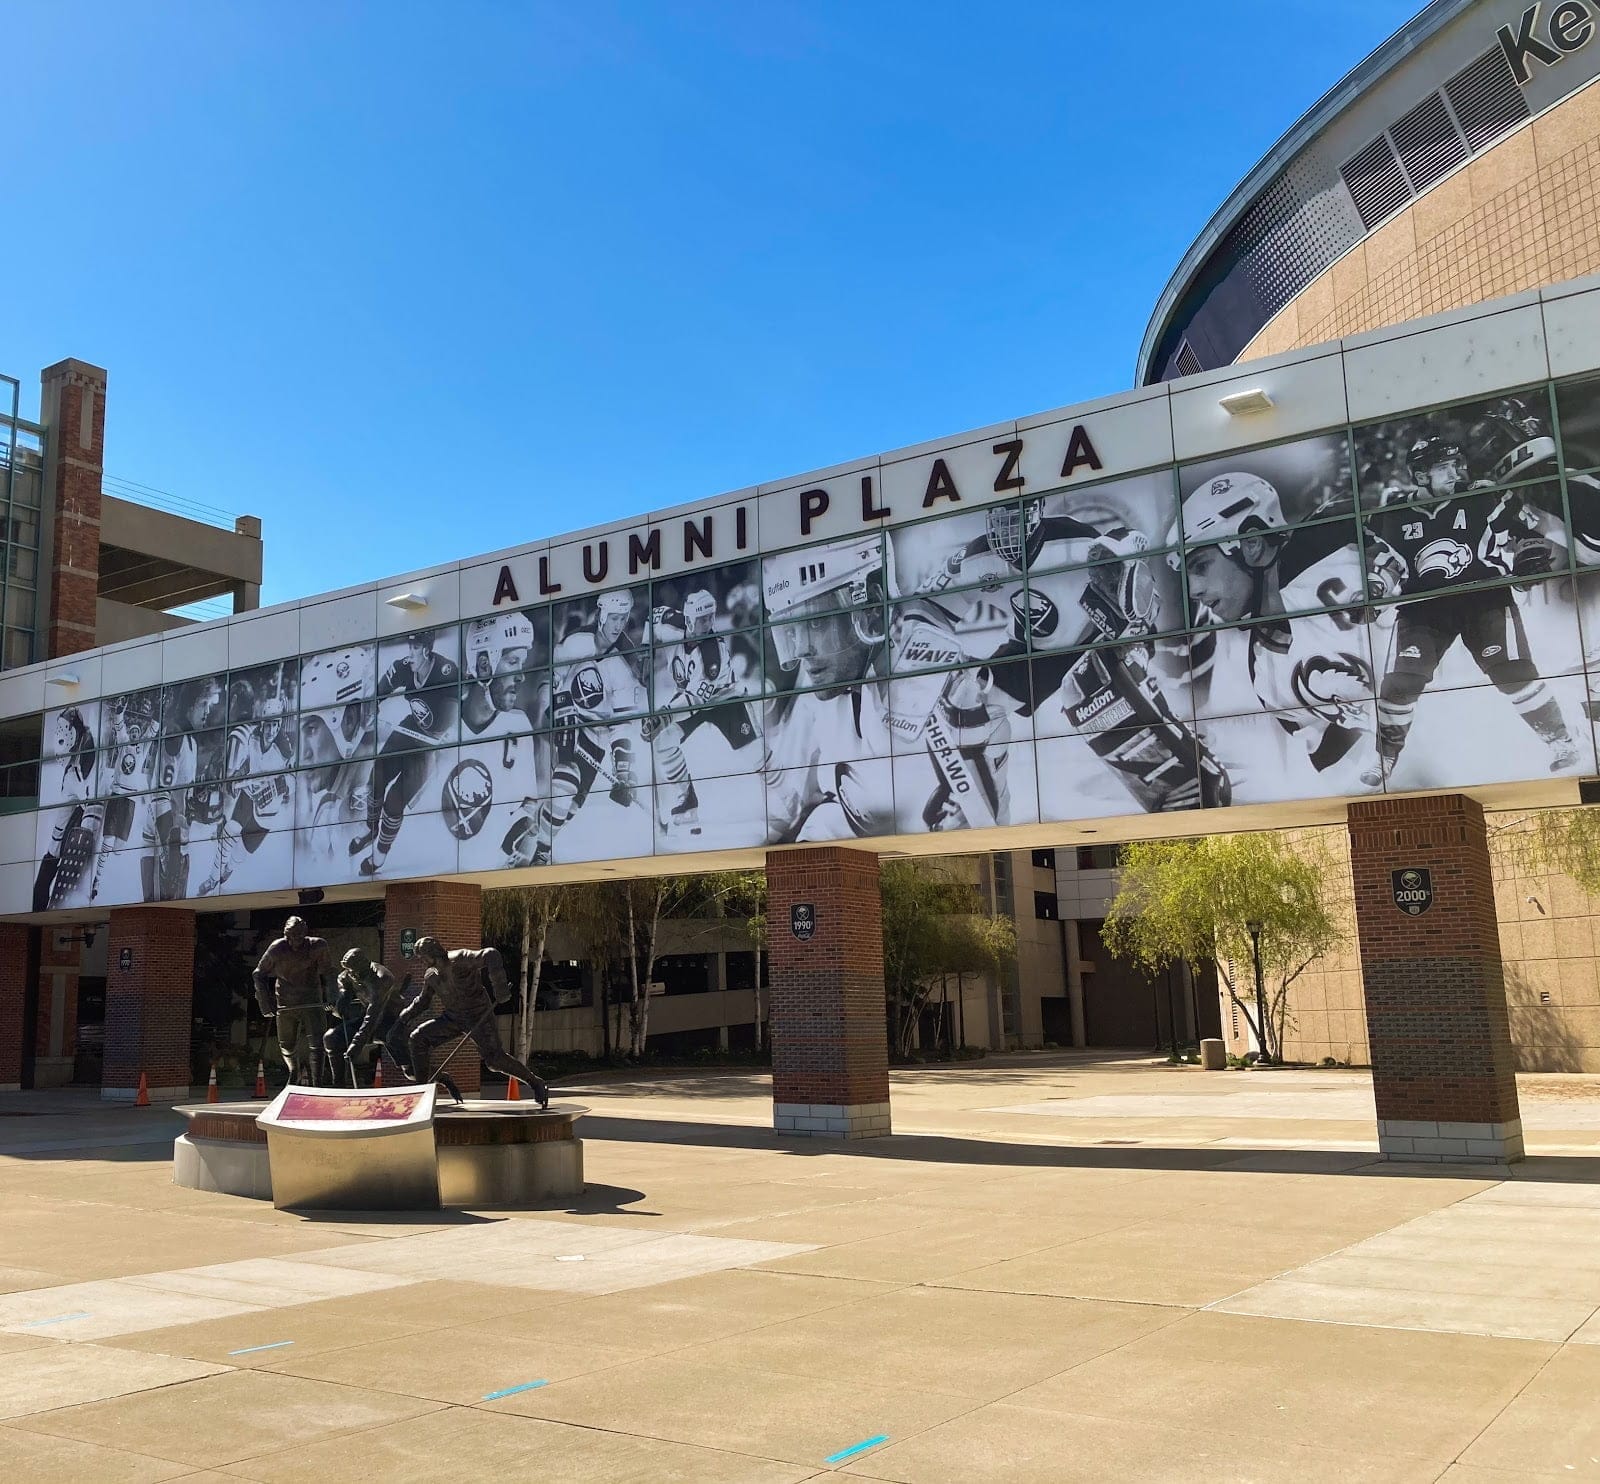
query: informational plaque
[{"left": 256, "top": 1082, "right": 440, "bottom": 1210}]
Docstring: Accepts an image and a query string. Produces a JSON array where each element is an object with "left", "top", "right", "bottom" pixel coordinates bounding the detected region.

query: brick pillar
[
  {"left": 1348, "top": 794, "right": 1522, "bottom": 1163},
  {"left": 0, "top": 924, "right": 27, "bottom": 1090},
  {"left": 384, "top": 879, "right": 484, "bottom": 1094},
  {"left": 39, "top": 359, "right": 107, "bottom": 661},
  {"left": 765, "top": 845, "right": 890, "bottom": 1139},
  {"left": 34, "top": 930, "right": 81, "bottom": 1087},
  {"left": 103, "top": 907, "right": 195, "bottom": 1102}
]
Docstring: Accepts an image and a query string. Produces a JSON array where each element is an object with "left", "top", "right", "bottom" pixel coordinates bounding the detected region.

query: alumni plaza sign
[{"left": 7, "top": 279, "right": 1600, "bottom": 919}]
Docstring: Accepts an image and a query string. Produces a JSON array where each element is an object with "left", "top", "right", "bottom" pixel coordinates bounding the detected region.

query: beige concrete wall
[
  {"left": 1236, "top": 819, "right": 1600, "bottom": 1073},
  {"left": 1242, "top": 78, "right": 1600, "bottom": 362}
]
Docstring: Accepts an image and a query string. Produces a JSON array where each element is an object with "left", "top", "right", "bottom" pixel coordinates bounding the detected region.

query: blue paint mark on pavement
[
  {"left": 229, "top": 1341, "right": 295, "bottom": 1355},
  {"left": 21, "top": 1311, "right": 90, "bottom": 1327},
  {"left": 825, "top": 1435, "right": 889, "bottom": 1464},
  {"left": 482, "top": 1380, "right": 549, "bottom": 1400}
]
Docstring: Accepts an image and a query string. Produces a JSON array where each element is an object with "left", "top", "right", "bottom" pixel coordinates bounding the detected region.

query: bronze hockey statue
[
  {"left": 252, "top": 916, "right": 335, "bottom": 1086},
  {"left": 407, "top": 935, "right": 550, "bottom": 1108}
]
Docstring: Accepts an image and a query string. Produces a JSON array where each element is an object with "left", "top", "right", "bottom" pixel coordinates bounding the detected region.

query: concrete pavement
[{"left": 2, "top": 1053, "right": 1599, "bottom": 1480}]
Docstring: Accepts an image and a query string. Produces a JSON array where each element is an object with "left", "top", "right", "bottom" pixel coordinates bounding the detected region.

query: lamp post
[{"left": 1245, "top": 920, "right": 1268, "bottom": 1065}]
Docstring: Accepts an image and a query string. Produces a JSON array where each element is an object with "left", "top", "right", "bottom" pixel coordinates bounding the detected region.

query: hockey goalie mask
[
  {"left": 763, "top": 536, "right": 886, "bottom": 682},
  {"left": 985, "top": 502, "right": 1043, "bottom": 569}
]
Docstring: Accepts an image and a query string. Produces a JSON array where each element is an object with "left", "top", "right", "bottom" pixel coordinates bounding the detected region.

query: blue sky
[{"left": 5, "top": 1, "right": 1407, "bottom": 606}]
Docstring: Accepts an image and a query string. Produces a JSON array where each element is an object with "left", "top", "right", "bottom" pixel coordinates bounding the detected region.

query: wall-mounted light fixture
[
  {"left": 385, "top": 592, "right": 429, "bottom": 612},
  {"left": 46, "top": 673, "right": 81, "bottom": 688},
  {"left": 1218, "top": 388, "right": 1274, "bottom": 416}
]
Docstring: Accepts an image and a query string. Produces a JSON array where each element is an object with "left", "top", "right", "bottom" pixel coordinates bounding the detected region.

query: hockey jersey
[{"left": 379, "top": 652, "right": 461, "bottom": 742}]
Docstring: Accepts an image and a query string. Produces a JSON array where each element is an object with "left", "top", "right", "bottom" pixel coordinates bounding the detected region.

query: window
[
  {"left": 1031, "top": 848, "right": 1056, "bottom": 871},
  {"left": 1034, "top": 891, "right": 1059, "bottom": 921},
  {"left": 1075, "top": 844, "right": 1122, "bottom": 871}
]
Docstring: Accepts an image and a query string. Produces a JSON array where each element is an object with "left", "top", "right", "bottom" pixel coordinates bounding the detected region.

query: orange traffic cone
[
  {"left": 372, "top": 1056, "right": 384, "bottom": 1088},
  {"left": 206, "top": 1065, "right": 220, "bottom": 1104},
  {"left": 134, "top": 1072, "right": 150, "bottom": 1108},
  {"left": 506, "top": 1076, "right": 521, "bottom": 1101},
  {"left": 254, "top": 1060, "right": 266, "bottom": 1098}
]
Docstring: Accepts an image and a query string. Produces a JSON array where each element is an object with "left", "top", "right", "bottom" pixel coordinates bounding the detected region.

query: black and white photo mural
[{"left": 21, "top": 365, "right": 1600, "bottom": 911}]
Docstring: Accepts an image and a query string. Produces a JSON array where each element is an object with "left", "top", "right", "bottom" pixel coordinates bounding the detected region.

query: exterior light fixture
[
  {"left": 385, "top": 592, "right": 429, "bottom": 611},
  {"left": 46, "top": 673, "right": 81, "bottom": 687},
  {"left": 1218, "top": 388, "right": 1274, "bottom": 416}
]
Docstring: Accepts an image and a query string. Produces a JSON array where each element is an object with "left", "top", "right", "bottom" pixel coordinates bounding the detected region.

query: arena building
[
  {"left": 1044, "top": 0, "right": 1600, "bottom": 1077},
  {"left": 6, "top": 0, "right": 1600, "bottom": 1161}
]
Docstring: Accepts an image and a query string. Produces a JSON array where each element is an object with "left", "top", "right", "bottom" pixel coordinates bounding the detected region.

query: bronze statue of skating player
[
  {"left": 330, "top": 946, "right": 462, "bottom": 1102},
  {"left": 253, "top": 916, "right": 335, "bottom": 1086},
  {"left": 407, "top": 935, "right": 550, "bottom": 1108}
]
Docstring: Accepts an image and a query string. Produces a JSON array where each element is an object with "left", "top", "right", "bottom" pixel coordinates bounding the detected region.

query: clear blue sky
[{"left": 6, "top": 1, "right": 1408, "bottom": 607}]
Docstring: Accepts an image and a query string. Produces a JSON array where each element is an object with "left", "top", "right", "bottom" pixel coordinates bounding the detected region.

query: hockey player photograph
[
  {"left": 349, "top": 626, "right": 463, "bottom": 879},
  {"left": 33, "top": 703, "right": 101, "bottom": 909},
  {"left": 200, "top": 683, "right": 294, "bottom": 897},
  {"left": 461, "top": 607, "right": 551, "bottom": 740},
  {"left": 643, "top": 567, "right": 766, "bottom": 851},
  {"left": 762, "top": 533, "right": 895, "bottom": 843},
  {"left": 1557, "top": 374, "right": 1600, "bottom": 472},
  {"left": 1161, "top": 470, "right": 1381, "bottom": 804},
  {"left": 292, "top": 644, "right": 378, "bottom": 884},
  {"left": 520, "top": 588, "right": 653, "bottom": 866},
  {"left": 1022, "top": 470, "right": 1180, "bottom": 578},
  {"left": 1353, "top": 398, "right": 1589, "bottom": 789}
]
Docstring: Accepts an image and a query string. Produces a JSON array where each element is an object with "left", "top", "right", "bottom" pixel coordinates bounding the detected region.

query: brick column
[
  {"left": 39, "top": 359, "right": 107, "bottom": 661},
  {"left": 0, "top": 924, "right": 27, "bottom": 1090},
  {"left": 103, "top": 907, "right": 195, "bottom": 1102},
  {"left": 765, "top": 845, "right": 890, "bottom": 1139},
  {"left": 384, "top": 879, "right": 484, "bottom": 1094},
  {"left": 34, "top": 930, "right": 81, "bottom": 1086},
  {"left": 1348, "top": 794, "right": 1522, "bottom": 1163}
]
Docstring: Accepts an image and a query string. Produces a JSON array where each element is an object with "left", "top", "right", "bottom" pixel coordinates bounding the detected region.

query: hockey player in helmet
[
  {"left": 351, "top": 629, "right": 461, "bottom": 878},
  {"left": 505, "top": 590, "right": 646, "bottom": 868},
  {"left": 202, "top": 691, "right": 292, "bottom": 896},
  {"left": 761, "top": 535, "right": 901, "bottom": 842},
  {"left": 1166, "top": 472, "right": 1380, "bottom": 793},
  {"left": 461, "top": 610, "right": 546, "bottom": 736},
  {"left": 642, "top": 587, "right": 759, "bottom": 838},
  {"left": 1362, "top": 419, "right": 1579, "bottom": 785},
  {"left": 294, "top": 647, "right": 378, "bottom": 866}
]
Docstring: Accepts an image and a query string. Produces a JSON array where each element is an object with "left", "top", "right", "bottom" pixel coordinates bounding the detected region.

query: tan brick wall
[{"left": 1244, "top": 79, "right": 1600, "bottom": 362}]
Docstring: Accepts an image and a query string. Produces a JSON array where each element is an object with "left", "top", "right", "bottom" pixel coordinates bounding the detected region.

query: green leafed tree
[
  {"left": 1101, "top": 833, "right": 1346, "bottom": 1064},
  {"left": 880, "top": 859, "right": 1017, "bottom": 1058},
  {"left": 1493, "top": 806, "right": 1600, "bottom": 896}
]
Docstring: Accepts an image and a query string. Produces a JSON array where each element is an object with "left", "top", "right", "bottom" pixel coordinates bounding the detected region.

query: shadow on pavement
[{"left": 573, "top": 1111, "right": 1600, "bottom": 1183}]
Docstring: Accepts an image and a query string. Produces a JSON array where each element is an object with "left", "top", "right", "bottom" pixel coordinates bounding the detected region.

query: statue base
[{"left": 172, "top": 1098, "right": 586, "bottom": 1209}]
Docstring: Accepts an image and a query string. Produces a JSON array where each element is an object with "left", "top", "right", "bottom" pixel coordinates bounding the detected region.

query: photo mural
[{"left": 28, "top": 373, "right": 1600, "bottom": 910}]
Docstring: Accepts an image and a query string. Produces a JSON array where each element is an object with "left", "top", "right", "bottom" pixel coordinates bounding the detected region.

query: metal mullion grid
[{"left": 0, "top": 378, "right": 22, "bottom": 668}]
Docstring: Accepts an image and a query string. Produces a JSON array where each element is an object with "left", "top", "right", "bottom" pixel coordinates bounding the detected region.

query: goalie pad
[
  {"left": 921, "top": 669, "right": 1011, "bottom": 831},
  {"left": 1061, "top": 646, "right": 1230, "bottom": 812},
  {"left": 51, "top": 819, "right": 98, "bottom": 907}
]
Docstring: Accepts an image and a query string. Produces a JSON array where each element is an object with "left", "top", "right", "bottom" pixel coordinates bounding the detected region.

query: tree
[
  {"left": 880, "top": 859, "right": 1017, "bottom": 1058},
  {"left": 482, "top": 881, "right": 612, "bottom": 1063},
  {"left": 1493, "top": 806, "right": 1600, "bottom": 895},
  {"left": 1101, "top": 833, "right": 1345, "bottom": 1064},
  {"left": 614, "top": 870, "right": 766, "bottom": 1058}
]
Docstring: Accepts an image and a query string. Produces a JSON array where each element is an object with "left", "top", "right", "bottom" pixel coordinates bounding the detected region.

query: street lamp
[{"left": 1245, "top": 920, "right": 1268, "bottom": 1065}]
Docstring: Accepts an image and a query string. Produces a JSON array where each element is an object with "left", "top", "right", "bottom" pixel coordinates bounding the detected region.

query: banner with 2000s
[{"left": 29, "top": 374, "right": 1600, "bottom": 908}]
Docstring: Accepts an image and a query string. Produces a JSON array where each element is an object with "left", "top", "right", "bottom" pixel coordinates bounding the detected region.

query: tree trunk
[
  {"left": 517, "top": 904, "right": 551, "bottom": 1068},
  {"left": 630, "top": 886, "right": 663, "bottom": 1059}
]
